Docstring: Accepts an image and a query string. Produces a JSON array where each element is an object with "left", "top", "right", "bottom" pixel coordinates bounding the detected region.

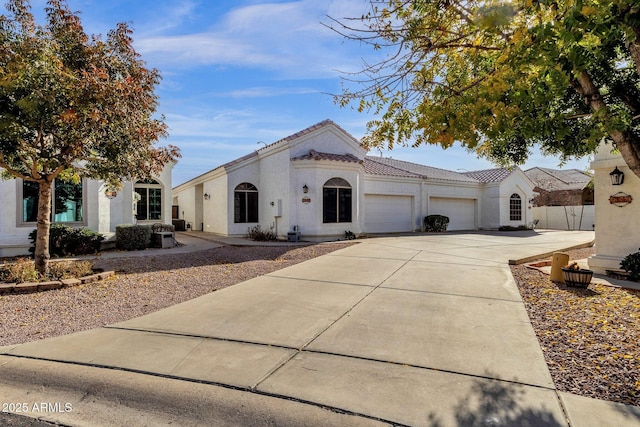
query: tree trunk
[
  {"left": 576, "top": 70, "right": 640, "bottom": 179},
  {"left": 34, "top": 180, "right": 52, "bottom": 277}
]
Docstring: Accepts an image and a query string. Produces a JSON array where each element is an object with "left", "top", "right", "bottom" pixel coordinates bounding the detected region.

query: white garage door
[
  {"left": 429, "top": 197, "right": 476, "bottom": 231},
  {"left": 365, "top": 195, "right": 413, "bottom": 233}
]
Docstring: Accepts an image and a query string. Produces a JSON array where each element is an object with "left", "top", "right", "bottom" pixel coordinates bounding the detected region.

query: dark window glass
[
  {"left": 234, "top": 183, "right": 258, "bottom": 223},
  {"left": 22, "top": 181, "right": 39, "bottom": 222},
  {"left": 135, "top": 188, "right": 148, "bottom": 220},
  {"left": 510, "top": 194, "right": 522, "bottom": 221},
  {"left": 22, "top": 180, "right": 83, "bottom": 223},
  {"left": 323, "top": 178, "right": 352, "bottom": 223},
  {"left": 323, "top": 187, "right": 337, "bottom": 223},
  {"left": 339, "top": 188, "right": 352, "bottom": 222},
  {"left": 54, "top": 180, "right": 83, "bottom": 222},
  {"left": 135, "top": 181, "right": 162, "bottom": 221}
]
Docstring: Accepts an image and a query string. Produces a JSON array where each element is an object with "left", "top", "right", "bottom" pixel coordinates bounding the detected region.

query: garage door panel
[
  {"left": 365, "top": 195, "right": 413, "bottom": 233},
  {"left": 429, "top": 197, "right": 475, "bottom": 231}
]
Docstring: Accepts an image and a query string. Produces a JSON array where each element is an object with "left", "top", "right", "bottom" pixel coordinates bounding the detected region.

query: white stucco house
[
  {"left": 0, "top": 164, "right": 174, "bottom": 257},
  {"left": 172, "top": 120, "right": 535, "bottom": 240},
  {"left": 588, "top": 142, "right": 640, "bottom": 274}
]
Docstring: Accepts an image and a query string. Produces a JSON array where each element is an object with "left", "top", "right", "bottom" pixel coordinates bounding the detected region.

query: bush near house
[
  {"left": 498, "top": 225, "right": 529, "bottom": 231},
  {"left": 424, "top": 215, "right": 449, "bottom": 232},
  {"left": 28, "top": 224, "right": 104, "bottom": 257},
  {"left": 620, "top": 249, "right": 640, "bottom": 281},
  {"left": 0, "top": 258, "right": 93, "bottom": 282},
  {"left": 116, "top": 224, "right": 152, "bottom": 250},
  {"left": 246, "top": 225, "right": 277, "bottom": 241}
]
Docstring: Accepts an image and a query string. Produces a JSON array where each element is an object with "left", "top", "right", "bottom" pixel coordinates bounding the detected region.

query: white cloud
[{"left": 135, "top": 0, "right": 372, "bottom": 78}]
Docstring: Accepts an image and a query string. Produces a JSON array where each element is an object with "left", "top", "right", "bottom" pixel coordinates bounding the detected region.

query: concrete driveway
[{"left": 2, "top": 230, "right": 639, "bottom": 426}]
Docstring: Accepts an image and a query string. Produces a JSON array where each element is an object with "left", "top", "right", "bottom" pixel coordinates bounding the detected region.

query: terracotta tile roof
[
  {"left": 366, "top": 156, "right": 479, "bottom": 182},
  {"left": 364, "top": 157, "right": 422, "bottom": 178},
  {"left": 291, "top": 149, "right": 363, "bottom": 164},
  {"left": 260, "top": 119, "right": 362, "bottom": 152},
  {"left": 462, "top": 168, "right": 513, "bottom": 183},
  {"left": 524, "top": 167, "right": 592, "bottom": 191}
]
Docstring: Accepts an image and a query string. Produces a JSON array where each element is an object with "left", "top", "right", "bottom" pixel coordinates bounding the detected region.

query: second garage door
[
  {"left": 429, "top": 197, "right": 476, "bottom": 231},
  {"left": 365, "top": 195, "right": 413, "bottom": 233}
]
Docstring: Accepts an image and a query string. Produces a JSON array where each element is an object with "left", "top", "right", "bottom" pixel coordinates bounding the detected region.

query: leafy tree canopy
[
  {"left": 0, "top": 0, "right": 179, "bottom": 188},
  {"left": 330, "top": 0, "right": 640, "bottom": 178},
  {"left": 0, "top": 0, "right": 180, "bottom": 275}
]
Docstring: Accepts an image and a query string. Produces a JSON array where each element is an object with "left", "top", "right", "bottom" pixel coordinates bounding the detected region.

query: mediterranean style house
[
  {"left": 0, "top": 164, "right": 174, "bottom": 257},
  {"left": 588, "top": 142, "right": 640, "bottom": 274},
  {"left": 172, "top": 120, "right": 535, "bottom": 240}
]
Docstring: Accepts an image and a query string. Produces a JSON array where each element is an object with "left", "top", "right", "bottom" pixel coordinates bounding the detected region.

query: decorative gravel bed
[
  {"left": 0, "top": 242, "right": 354, "bottom": 347},
  {"left": 511, "top": 247, "right": 640, "bottom": 407}
]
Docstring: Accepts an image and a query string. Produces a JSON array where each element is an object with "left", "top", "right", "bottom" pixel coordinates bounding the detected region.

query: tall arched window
[
  {"left": 510, "top": 193, "right": 522, "bottom": 221},
  {"left": 323, "top": 178, "right": 352, "bottom": 223},
  {"left": 234, "top": 183, "right": 258, "bottom": 223},
  {"left": 135, "top": 179, "right": 163, "bottom": 221}
]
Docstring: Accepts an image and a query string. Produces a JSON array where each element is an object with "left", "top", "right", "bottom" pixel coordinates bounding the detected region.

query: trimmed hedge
[
  {"left": 29, "top": 224, "right": 104, "bottom": 257},
  {"left": 116, "top": 224, "right": 152, "bottom": 250},
  {"left": 424, "top": 215, "right": 449, "bottom": 232}
]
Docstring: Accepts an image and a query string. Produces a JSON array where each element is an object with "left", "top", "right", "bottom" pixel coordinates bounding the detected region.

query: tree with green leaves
[
  {"left": 0, "top": 0, "right": 180, "bottom": 275},
  {"left": 329, "top": 0, "right": 640, "bottom": 177}
]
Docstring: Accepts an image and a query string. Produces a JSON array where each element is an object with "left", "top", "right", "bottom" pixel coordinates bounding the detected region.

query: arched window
[
  {"left": 323, "top": 178, "right": 352, "bottom": 223},
  {"left": 510, "top": 193, "right": 522, "bottom": 221},
  {"left": 135, "top": 179, "right": 163, "bottom": 221},
  {"left": 234, "top": 183, "right": 258, "bottom": 223}
]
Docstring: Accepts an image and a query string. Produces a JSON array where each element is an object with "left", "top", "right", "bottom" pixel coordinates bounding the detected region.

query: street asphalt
[{"left": 1, "top": 230, "right": 639, "bottom": 426}]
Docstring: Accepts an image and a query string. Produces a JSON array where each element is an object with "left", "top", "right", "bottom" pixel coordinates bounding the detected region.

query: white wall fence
[{"left": 532, "top": 205, "right": 595, "bottom": 231}]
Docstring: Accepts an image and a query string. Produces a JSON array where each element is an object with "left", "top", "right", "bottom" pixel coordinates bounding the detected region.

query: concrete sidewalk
[{"left": 1, "top": 230, "right": 639, "bottom": 426}]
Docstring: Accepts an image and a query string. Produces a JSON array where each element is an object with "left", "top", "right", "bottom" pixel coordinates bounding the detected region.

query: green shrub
[
  {"left": 620, "top": 248, "right": 640, "bottom": 281},
  {"left": 116, "top": 224, "right": 152, "bottom": 250},
  {"left": 28, "top": 224, "right": 104, "bottom": 257},
  {"left": 424, "top": 215, "right": 449, "bottom": 232},
  {"left": 246, "top": 225, "right": 276, "bottom": 241}
]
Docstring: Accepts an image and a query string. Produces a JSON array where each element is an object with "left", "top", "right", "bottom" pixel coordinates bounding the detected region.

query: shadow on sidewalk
[{"left": 425, "top": 376, "right": 565, "bottom": 427}]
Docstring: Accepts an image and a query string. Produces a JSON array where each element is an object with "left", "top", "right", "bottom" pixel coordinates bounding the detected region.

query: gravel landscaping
[
  {"left": 511, "top": 247, "right": 640, "bottom": 407},
  {"left": 0, "top": 242, "right": 354, "bottom": 347}
]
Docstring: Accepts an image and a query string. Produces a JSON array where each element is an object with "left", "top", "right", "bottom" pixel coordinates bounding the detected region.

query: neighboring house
[
  {"left": 588, "top": 142, "right": 640, "bottom": 274},
  {"left": 524, "top": 167, "right": 594, "bottom": 206},
  {"left": 0, "top": 164, "right": 174, "bottom": 257},
  {"left": 524, "top": 167, "right": 595, "bottom": 231},
  {"left": 172, "top": 120, "right": 535, "bottom": 240}
]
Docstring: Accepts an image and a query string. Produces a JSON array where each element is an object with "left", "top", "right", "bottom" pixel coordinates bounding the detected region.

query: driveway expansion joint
[{"left": 1, "top": 353, "right": 406, "bottom": 427}]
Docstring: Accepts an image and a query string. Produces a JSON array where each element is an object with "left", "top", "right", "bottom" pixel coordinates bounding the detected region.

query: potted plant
[{"left": 561, "top": 262, "right": 593, "bottom": 288}]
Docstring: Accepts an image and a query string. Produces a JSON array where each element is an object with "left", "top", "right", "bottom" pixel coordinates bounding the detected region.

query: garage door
[
  {"left": 365, "top": 195, "right": 413, "bottom": 233},
  {"left": 429, "top": 197, "right": 476, "bottom": 231}
]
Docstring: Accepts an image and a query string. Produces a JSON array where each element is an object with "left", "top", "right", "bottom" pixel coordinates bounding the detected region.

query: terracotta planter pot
[{"left": 561, "top": 268, "right": 593, "bottom": 288}]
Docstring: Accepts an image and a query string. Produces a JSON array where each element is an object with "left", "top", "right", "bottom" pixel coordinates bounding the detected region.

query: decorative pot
[{"left": 561, "top": 268, "right": 593, "bottom": 288}]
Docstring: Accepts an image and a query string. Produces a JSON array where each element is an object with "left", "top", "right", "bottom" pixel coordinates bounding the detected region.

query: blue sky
[{"left": 25, "top": 0, "right": 591, "bottom": 186}]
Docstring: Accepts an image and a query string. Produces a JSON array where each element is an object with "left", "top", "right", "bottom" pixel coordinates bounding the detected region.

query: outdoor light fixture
[
  {"left": 303, "top": 184, "right": 309, "bottom": 193},
  {"left": 203, "top": 193, "right": 211, "bottom": 200},
  {"left": 609, "top": 167, "right": 624, "bottom": 186},
  {"left": 105, "top": 190, "right": 117, "bottom": 199}
]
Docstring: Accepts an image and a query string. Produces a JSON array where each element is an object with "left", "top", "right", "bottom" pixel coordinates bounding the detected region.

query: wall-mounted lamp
[
  {"left": 609, "top": 167, "right": 624, "bottom": 186},
  {"left": 203, "top": 193, "right": 211, "bottom": 200},
  {"left": 302, "top": 184, "right": 309, "bottom": 194},
  {"left": 105, "top": 190, "right": 118, "bottom": 199}
]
